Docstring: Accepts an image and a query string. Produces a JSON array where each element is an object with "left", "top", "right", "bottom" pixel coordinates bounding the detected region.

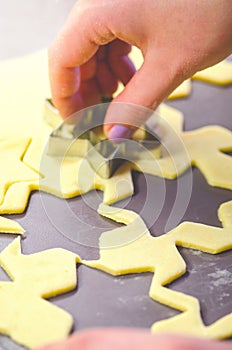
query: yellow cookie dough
[
  {"left": 0, "top": 237, "right": 80, "bottom": 348},
  {"left": 0, "top": 138, "right": 39, "bottom": 205},
  {"left": 0, "top": 51, "right": 51, "bottom": 139},
  {"left": 0, "top": 181, "right": 39, "bottom": 215},
  {"left": 1, "top": 100, "right": 230, "bottom": 214},
  {"left": 193, "top": 60, "right": 232, "bottom": 85},
  {"left": 0, "top": 49, "right": 231, "bottom": 347},
  {"left": 0, "top": 216, "right": 24, "bottom": 235},
  {"left": 218, "top": 200, "right": 232, "bottom": 228},
  {"left": 85, "top": 202, "right": 232, "bottom": 339},
  {"left": 22, "top": 135, "right": 134, "bottom": 205},
  {"left": 0, "top": 50, "right": 138, "bottom": 212},
  {"left": 0, "top": 134, "right": 134, "bottom": 214},
  {"left": 133, "top": 115, "right": 232, "bottom": 190}
]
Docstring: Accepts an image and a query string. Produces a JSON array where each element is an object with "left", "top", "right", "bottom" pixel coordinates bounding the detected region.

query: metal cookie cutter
[{"left": 45, "top": 98, "right": 161, "bottom": 178}]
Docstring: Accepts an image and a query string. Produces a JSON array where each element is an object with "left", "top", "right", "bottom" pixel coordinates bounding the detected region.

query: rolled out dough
[
  {"left": 0, "top": 216, "right": 24, "bottom": 235},
  {"left": 0, "top": 237, "right": 80, "bottom": 348},
  {"left": 85, "top": 201, "right": 232, "bottom": 339}
]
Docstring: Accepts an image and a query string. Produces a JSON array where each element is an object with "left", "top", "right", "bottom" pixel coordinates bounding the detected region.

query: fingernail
[{"left": 108, "top": 125, "right": 133, "bottom": 141}]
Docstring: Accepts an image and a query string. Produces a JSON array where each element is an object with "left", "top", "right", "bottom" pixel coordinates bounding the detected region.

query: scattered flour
[
  {"left": 208, "top": 268, "right": 232, "bottom": 287},
  {"left": 190, "top": 249, "right": 202, "bottom": 256}
]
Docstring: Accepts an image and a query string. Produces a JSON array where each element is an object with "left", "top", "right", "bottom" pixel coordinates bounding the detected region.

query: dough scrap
[
  {"left": 85, "top": 202, "right": 232, "bottom": 339},
  {"left": 193, "top": 60, "right": 232, "bottom": 85},
  {"left": 0, "top": 237, "right": 80, "bottom": 348},
  {"left": 0, "top": 216, "right": 24, "bottom": 235}
]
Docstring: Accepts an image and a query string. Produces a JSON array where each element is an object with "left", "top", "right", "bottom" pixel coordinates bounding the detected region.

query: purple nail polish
[{"left": 109, "top": 125, "right": 133, "bottom": 141}]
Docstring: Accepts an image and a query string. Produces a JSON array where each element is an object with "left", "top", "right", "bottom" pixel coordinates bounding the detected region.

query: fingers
[
  {"left": 48, "top": 1, "right": 115, "bottom": 117},
  {"left": 107, "top": 40, "right": 135, "bottom": 85},
  {"left": 104, "top": 51, "right": 183, "bottom": 138},
  {"left": 107, "top": 40, "right": 133, "bottom": 57},
  {"left": 96, "top": 61, "right": 118, "bottom": 97},
  {"left": 96, "top": 41, "right": 135, "bottom": 97},
  {"left": 75, "top": 79, "right": 102, "bottom": 111},
  {"left": 79, "top": 57, "right": 97, "bottom": 81},
  {"left": 109, "top": 54, "right": 136, "bottom": 86},
  {"left": 34, "top": 329, "right": 232, "bottom": 350}
]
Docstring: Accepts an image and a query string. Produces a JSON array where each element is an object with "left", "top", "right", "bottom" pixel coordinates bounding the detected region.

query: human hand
[
  {"left": 49, "top": 0, "right": 232, "bottom": 139},
  {"left": 35, "top": 328, "right": 232, "bottom": 350}
]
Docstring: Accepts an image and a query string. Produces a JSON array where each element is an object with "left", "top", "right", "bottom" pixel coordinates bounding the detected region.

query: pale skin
[
  {"left": 46, "top": 0, "right": 232, "bottom": 349},
  {"left": 49, "top": 0, "right": 232, "bottom": 138},
  {"left": 36, "top": 329, "right": 232, "bottom": 350}
]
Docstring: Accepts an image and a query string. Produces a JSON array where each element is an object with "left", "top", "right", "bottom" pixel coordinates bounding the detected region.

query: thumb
[{"left": 104, "top": 51, "right": 183, "bottom": 140}]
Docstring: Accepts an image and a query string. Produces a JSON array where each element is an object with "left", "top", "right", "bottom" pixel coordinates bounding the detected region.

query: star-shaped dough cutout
[
  {"left": 0, "top": 237, "right": 80, "bottom": 348},
  {"left": 22, "top": 135, "right": 134, "bottom": 203},
  {"left": 19, "top": 104, "right": 181, "bottom": 211},
  {"left": 85, "top": 201, "right": 232, "bottom": 339},
  {"left": 133, "top": 110, "right": 232, "bottom": 190}
]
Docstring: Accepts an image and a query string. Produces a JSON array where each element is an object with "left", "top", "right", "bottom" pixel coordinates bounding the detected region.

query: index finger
[{"left": 48, "top": 2, "right": 115, "bottom": 117}]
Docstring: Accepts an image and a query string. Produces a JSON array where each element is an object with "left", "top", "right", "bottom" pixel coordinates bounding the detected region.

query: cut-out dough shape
[
  {"left": 23, "top": 136, "right": 134, "bottom": 204},
  {"left": 133, "top": 113, "right": 232, "bottom": 190},
  {"left": 193, "top": 60, "right": 232, "bottom": 85},
  {"left": 0, "top": 237, "right": 80, "bottom": 348},
  {"left": 0, "top": 216, "right": 24, "bottom": 235},
  {"left": 85, "top": 202, "right": 232, "bottom": 339},
  {"left": 22, "top": 105, "right": 174, "bottom": 207},
  {"left": 0, "top": 138, "right": 40, "bottom": 206}
]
